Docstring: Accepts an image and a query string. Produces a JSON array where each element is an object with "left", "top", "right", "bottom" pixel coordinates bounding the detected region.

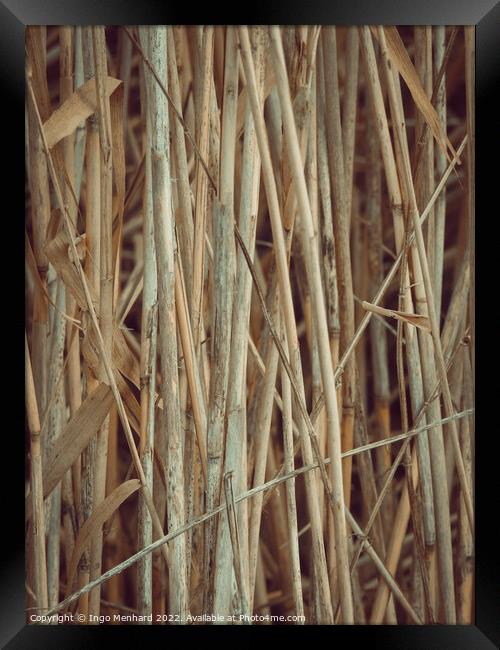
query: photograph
[{"left": 20, "top": 18, "right": 485, "bottom": 637}]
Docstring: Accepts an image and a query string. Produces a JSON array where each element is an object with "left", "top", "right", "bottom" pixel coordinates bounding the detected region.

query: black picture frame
[{"left": 5, "top": 1, "right": 499, "bottom": 647}]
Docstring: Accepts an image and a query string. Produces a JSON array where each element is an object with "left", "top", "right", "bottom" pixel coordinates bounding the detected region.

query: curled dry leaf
[
  {"left": 45, "top": 227, "right": 95, "bottom": 312},
  {"left": 42, "top": 382, "right": 113, "bottom": 499},
  {"left": 68, "top": 233, "right": 87, "bottom": 264},
  {"left": 373, "top": 26, "right": 457, "bottom": 163},
  {"left": 25, "top": 382, "right": 113, "bottom": 523},
  {"left": 26, "top": 230, "right": 81, "bottom": 326},
  {"left": 43, "top": 76, "right": 122, "bottom": 149},
  {"left": 64, "top": 479, "right": 142, "bottom": 604},
  {"left": 361, "top": 300, "right": 431, "bottom": 332}
]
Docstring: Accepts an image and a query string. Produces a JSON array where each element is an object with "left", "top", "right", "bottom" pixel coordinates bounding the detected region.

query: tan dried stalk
[
  {"left": 191, "top": 27, "right": 214, "bottom": 349},
  {"left": 365, "top": 101, "right": 393, "bottom": 535},
  {"left": 280, "top": 325, "right": 304, "bottom": 620},
  {"left": 59, "top": 24, "right": 79, "bottom": 588},
  {"left": 88, "top": 26, "right": 114, "bottom": 618},
  {"left": 146, "top": 26, "right": 189, "bottom": 618},
  {"left": 321, "top": 28, "right": 356, "bottom": 514},
  {"left": 25, "top": 334, "right": 49, "bottom": 615},
  {"left": 137, "top": 27, "right": 158, "bottom": 621},
  {"left": 210, "top": 27, "right": 240, "bottom": 616},
  {"left": 78, "top": 27, "right": 99, "bottom": 618}
]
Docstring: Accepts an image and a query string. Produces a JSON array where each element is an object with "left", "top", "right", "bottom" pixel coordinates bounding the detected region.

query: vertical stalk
[
  {"left": 25, "top": 334, "right": 49, "bottom": 615},
  {"left": 342, "top": 27, "right": 359, "bottom": 226},
  {"left": 166, "top": 27, "right": 194, "bottom": 304},
  {"left": 246, "top": 281, "right": 280, "bottom": 605},
  {"left": 27, "top": 81, "right": 50, "bottom": 416},
  {"left": 464, "top": 27, "right": 475, "bottom": 386},
  {"left": 316, "top": 42, "right": 340, "bottom": 432},
  {"left": 191, "top": 27, "right": 214, "bottom": 349},
  {"left": 433, "top": 26, "right": 447, "bottom": 320},
  {"left": 457, "top": 344, "right": 474, "bottom": 623},
  {"left": 79, "top": 27, "right": 99, "bottom": 619},
  {"left": 321, "top": 27, "right": 356, "bottom": 512},
  {"left": 45, "top": 273, "right": 66, "bottom": 611},
  {"left": 413, "top": 26, "right": 456, "bottom": 623},
  {"left": 137, "top": 26, "right": 158, "bottom": 621},
  {"left": 280, "top": 326, "right": 304, "bottom": 620},
  {"left": 210, "top": 26, "right": 240, "bottom": 616},
  {"left": 59, "top": 25, "right": 79, "bottom": 577},
  {"left": 88, "top": 25, "right": 114, "bottom": 619},
  {"left": 366, "top": 102, "right": 393, "bottom": 534},
  {"left": 146, "top": 26, "right": 189, "bottom": 619}
]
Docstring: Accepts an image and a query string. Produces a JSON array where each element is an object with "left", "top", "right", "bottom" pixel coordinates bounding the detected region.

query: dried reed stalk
[{"left": 25, "top": 334, "right": 49, "bottom": 615}]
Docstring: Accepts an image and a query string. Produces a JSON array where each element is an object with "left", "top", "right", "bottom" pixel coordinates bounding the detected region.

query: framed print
[{"left": 3, "top": 0, "right": 498, "bottom": 646}]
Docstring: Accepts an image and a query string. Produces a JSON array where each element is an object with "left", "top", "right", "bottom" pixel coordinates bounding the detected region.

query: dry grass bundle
[{"left": 25, "top": 25, "right": 474, "bottom": 625}]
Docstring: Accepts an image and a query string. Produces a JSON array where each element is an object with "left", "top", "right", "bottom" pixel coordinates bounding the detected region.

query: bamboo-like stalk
[
  {"left": 351, "top": 378, "right": 397, "bottom": 623},
  {"left": 209, "top": 198, "right": 239, "bottom": 614},
  {"left": 104, "top": 405, "right": 121, "bottom": 618},
  {"left": 214, "top": 26, "right": 266, "bottom": 617},
  {"left": 415, "top": 27, "right": 436, "bottom": 288},
  {"left": 59, "top": 26, "right": 79, "bottom": 587},
  {"left": 60, "top": 25, "right": 80, "bottom": 421},
  {"left": 342, "top": 26, "right": 359, "bottom": 226},
  {"left": 174, "top": 257, "right": 208, "bottom": 481},
  {"left": 306, "top": 69, "right": 329, "bottom": 541},
  {"left": 365, "top": 101, "right": 393, "bottom": 535},
  {"left": 457, "top": 343, "right": 474, "bottom": 623},
  {"left": 247, "top": 282, "right": 280, "bottom": 603},
  {"left": 209, "top": 26, "right": 241, "bottom": 616},
  {"left": 370, "top": 441, "right": 419, "bottom": 623},
  {"left": 464, "top": 26, "right": 475, "bottom": 388},
  {"left": 433, "top": 26, "right": 447, "bottom": 320},
  {"left": 166, "top": 27, "right": 194, "bottom": 305},
  {"left": 27, "top": 69, "right": 50, "bottom": 418},
  {"left": 413, "top": 26, "right": 456, "bottom": 623},
  {"left": 88, "top": 26, "right": 114, "bottom": 619},
  {"left": 316, "top": 42, "right": 340, "bottom": 440},
  {"left": 78, "top": 27, "right": 99, "bottom": 619},
  {"left": 45, "top": 277, "right": 66, "bottom": 612},
  {"left": 25, "top": 334, "right": 49, "bottom": 616},
  {"left": 397, "top": 225, "right": 434, "bottom": 624},
  {"left": 146, "top": 26, "right": 189, "bottom": 619},
  {"left": 73, "top": 28, "right": 86, "bottom": 203},
  {"left": 191, "top": 26, "right": 214, "bottom": 349},
  {"left": 26, "top": 27, "right": 55, "bottom": 616},
  {"left": 280, "top": 325, "right": 304, "bottom": 621},
  {"left": 321, "top": 28, "right": 356, "bottom": 514},
  {"left": 137, "top": 27, "right": 158, "bottom": 621}
]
